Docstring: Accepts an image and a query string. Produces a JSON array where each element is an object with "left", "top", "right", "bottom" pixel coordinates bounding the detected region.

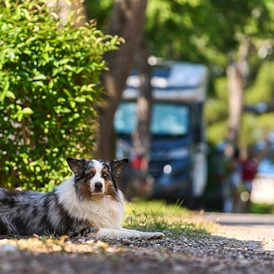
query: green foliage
[
  {"left": 143, "top": 0, "right": 271, "bottom": 68},
  {"left": 207, "top": 120, "right": 227, "bottom": 145},
  {"left": 236, "top": 61, "right": 274, "bottom": 147},
  {"left": 84, "top": 0, "right": 113, "bottom": 31},
  {"left": 0, "top": 0, "right": 122, "bottom": 190},
  {"left": 85, "top": 0, "right": 274, "bottom": 151},
  {"left": 205, "top": 99, "right": 227, "bottom": 125},
  {"left": 251, "top": 202, "right": 274, "bottom": 214},
  {"left": 85, "top": 0, "right": 272, "bottom": 66},
  {"left": 145, "top": 0, "right": 211, "bottom": 63},
  {"left": 245, "top": 61, "right": 274, "bottom": 104},
  {"left": 238, "top": 111, "right": 274, "bottom": 147},
  {"left": 239, "top": 114, "right": 262, "bottom": 146},
  {"left": 205, "top": 77, "right": 228, "bottom": 144},
  {"left": 206, "top": 60, "right": 274, "bottom": 147}
]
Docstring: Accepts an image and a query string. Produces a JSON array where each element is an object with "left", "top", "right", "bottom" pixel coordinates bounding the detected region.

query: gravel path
[{"left": 0, "top": 217, "right": 273, "bottom": 274}]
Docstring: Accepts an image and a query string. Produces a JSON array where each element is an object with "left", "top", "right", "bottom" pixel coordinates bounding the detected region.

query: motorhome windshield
[{"left": 114, "top": 102, "right": 189, "bottom": 136}]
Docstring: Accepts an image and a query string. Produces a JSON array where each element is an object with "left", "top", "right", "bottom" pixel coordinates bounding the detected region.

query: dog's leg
[
  {"left": 120, "top": 228, "right": 164, "bottom": 239},
  {"left": 84, "top": 227, "right": 164, "bottom": 239}
]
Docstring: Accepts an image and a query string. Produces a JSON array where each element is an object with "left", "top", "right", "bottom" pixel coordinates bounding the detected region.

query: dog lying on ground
[{"left": 0, "top": 157, "right": 164, "bottom": 239}]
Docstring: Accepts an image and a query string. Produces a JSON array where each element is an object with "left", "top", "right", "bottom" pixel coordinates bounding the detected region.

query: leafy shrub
[
  {"left": 251, "top": 202, "right": 274, "bottom": 214},
  {"left": 0, "top": 0, "right": 121, "bottom": 190}
]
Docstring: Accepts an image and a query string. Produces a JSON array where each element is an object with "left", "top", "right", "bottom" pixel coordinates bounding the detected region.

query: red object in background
[
  {"left": 131, "top": 155, "right": 147, "bottom": 170},
  {"left": 242, "top": 158, "right": 258, "bottom": 181}
]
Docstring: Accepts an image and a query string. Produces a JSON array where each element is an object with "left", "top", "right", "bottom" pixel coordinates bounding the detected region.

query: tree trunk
[
  {"left": 95, "top": 0, "right": 148, "bottom": 160},
  {"left": 226, "top": 37, "right": 250, "bottom": 156},
  {"left": 131, "top": 39, "right": 152, "bottom": 167},
  {"left": 226, "top": 57, "right": 243, "bottom": 156}
]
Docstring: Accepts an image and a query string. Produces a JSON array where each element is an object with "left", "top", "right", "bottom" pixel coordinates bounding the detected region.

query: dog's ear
[
  {"left": 110, "top": 158, "right": 128, "bottom": 177},
  {"left": 67, "top": 158, "right": 85, "bottom": 175}
]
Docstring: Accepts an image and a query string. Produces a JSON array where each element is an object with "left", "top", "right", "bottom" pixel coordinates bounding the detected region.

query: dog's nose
[{"left": 94, "top": 182, "right": 103, "bottom": 190}]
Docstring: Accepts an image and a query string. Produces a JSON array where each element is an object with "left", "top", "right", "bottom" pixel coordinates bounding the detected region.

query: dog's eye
[
  {"left": 89, "top": 171, "right": 95, "bottom": 177},
  {"left": 102, "top": 173, "right": 109, "bottom": 179}
]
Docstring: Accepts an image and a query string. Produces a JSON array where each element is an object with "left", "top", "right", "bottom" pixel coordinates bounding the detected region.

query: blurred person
[
  {"left": 121, "top": 150, "right": 153, "bottom": 200},
  {"left": 131, "top": 152, "right": 148, "bottom": 170},
  {"left": 241, "top": 145, "right": 268, "bottom": 212},
  {"left": 223, "top": 147, "right": 242, "bottom": 213},
  {"left": 230, "top": 148, "right": 242, "bottom": 213}
]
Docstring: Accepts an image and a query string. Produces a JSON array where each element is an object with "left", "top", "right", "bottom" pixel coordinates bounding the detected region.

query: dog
[{"left": 0, "top": 157, "right": 164, "bottom": 239}]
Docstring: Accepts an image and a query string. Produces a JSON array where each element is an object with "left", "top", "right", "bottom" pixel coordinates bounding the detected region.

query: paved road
[
  {"left": 202, "top": 212, "right": 274, "bottom": 225},
  {"left": 200, "top": 212, "right": 274, "bottom": 251}
]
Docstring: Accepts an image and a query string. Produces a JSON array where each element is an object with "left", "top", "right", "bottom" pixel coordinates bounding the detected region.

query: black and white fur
[{"left": 0, "top": 158, "right": 164, "bottom": 239}]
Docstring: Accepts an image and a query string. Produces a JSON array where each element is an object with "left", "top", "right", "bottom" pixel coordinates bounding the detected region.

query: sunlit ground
[{"left": 124, "top": 200, "right": 214, "bottom": 237}]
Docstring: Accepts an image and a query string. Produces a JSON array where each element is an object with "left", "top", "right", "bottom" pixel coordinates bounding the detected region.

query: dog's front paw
[
  {"left": 151, "top": 232, "right": 165, "bottom": 239},
  {"left": 140, "top": 231, "right": 165, "bottom": 239}
]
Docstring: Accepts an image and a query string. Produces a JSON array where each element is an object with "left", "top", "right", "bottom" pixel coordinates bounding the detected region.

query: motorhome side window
[{"left": 114, "top": 102, "right": 189, "bottom": 136}]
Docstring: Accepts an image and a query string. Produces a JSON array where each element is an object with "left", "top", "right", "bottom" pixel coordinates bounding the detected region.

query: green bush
[
  {"left": 0, "top": 0, "right": 121, "bottom": 190},
  {"left": 251, "top": 203, "right": 274, "bottom": 214}
]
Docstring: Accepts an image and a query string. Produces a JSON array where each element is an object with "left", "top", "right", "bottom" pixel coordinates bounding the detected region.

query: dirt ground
[{"left": 0, "top": 216, "right": 274, "bottom": 274}]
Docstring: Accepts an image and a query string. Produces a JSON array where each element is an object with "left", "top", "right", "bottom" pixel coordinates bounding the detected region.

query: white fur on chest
[{"left": 56, "top": 176, "right": 124, "bottom": 229}]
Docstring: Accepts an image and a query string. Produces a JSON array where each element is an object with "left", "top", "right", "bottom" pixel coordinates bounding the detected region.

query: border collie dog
[{"left": 0, "top": 158, "right": 164, "bottom": 239}]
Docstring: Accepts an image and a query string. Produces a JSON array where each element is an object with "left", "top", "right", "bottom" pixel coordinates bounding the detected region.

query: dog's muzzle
[{"left": 94, "top": 182, "right": 103, "bottom": 193}]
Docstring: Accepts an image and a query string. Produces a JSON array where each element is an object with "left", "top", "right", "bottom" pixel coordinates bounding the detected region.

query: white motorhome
[{"left": 114, "top": 61, "right": 209, "bottom": 206}]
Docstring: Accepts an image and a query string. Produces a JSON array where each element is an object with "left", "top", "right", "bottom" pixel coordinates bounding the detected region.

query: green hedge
[{"left": 0, "top": 0, "right": 121, "bottom": 190}]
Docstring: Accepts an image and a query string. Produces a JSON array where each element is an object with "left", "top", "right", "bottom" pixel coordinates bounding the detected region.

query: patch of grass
[{"left": 123, "top": 200, "right": 214, "bottom": 238}]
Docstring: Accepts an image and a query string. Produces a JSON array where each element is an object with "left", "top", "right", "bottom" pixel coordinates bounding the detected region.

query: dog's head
[{"left": 66, "top": 157, "right": 128, "bottom": 200}]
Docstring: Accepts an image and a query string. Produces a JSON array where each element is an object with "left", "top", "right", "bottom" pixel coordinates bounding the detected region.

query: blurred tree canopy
[
  {"left": 86, "top": 0, "right": 274, "bottom": 148},
  {"left": 86, "top": 0, "right": 271, "bottom": 65}
]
